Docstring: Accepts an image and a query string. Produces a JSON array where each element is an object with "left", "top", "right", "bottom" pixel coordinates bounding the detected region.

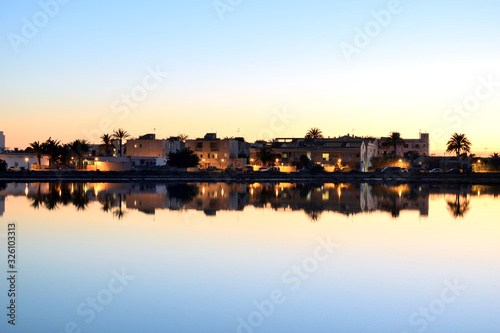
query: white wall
[{"left": 0, "top": 131, "right": 5, "bottom": 150}]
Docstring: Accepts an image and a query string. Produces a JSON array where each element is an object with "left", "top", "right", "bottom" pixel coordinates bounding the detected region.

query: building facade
[
  {"left": 378, "top": 132, "right": 429, "bottom": 157},
  {"left": 126, "top": 134, "right": 185, "bottom": 167},
  {"left": 251, "top": 135, "right": 378, "bottom": 172},
  {"left": 185, "top": 133, "right": 248, "bottom": 169}
]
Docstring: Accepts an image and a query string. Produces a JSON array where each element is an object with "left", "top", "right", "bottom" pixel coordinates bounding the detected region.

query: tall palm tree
[
  {"left": 305, "top": 127, "right": 324, "bottom": 139},
  {"left": 112, "top": 128, "right": 130, "bottom": 157},
  {"left": 99, "top": 134, "right": 114, "bottom": 157},
  {"left": 70, "top": 139, "right": 90, "bottom": 169},
  {"left": 490, "top": 153, "right": 500, "bottom": 158},
  {"left": 178, "top": 133, "right": 189, "bottom": 142},
  {"left": 384, "top": 132, "right": 405, "bottom": 156},
  {"left": 446, "top": 133, "right": 471, "bottom": 169},
  {"left": 41, "top": 138, "right": 61, "bottom": 166},
  {"left": 27, "top": 141, "right": 44, "bottom": 168},
  {"left": 255, "top": 146, "right": 276, "bottom": 166},
  {"left": 447, "top": 193, "right": 470, "bottom": 218}
]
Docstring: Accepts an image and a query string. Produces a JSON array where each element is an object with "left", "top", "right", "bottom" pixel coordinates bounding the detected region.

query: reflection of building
[
  {"left": 0, "top": 195, "right": 4, "bottom": 216},
  {"left": 378, "top": 132, "right": 430, "bottom": 157},
  {"left": 251, "top": 135, "right": 378, "bottom": 172},
  {"left": 185, "top": 133, "right": 249, "bottom": 169}
]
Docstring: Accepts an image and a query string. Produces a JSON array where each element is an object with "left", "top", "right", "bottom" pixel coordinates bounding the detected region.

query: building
[
  {"left": 378, "top": 132, "right": 429, "bottom": 157},
  {"left": 126, "top": 134, "right": 185, "bottom": 167},
  {"left": 0, "top": 151, "right": 49, "bottom": 170},
  {"left": 0, "top": 131, "right": 5, "bottom": 152},
  {"left": 251, "top": 135, "right": 378, "bottom": 172},
  {"left": 185, "top": 133, "right": 249, "bottom": 169}
]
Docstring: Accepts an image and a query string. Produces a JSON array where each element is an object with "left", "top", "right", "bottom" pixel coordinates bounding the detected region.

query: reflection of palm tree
[
  {"left": 99, "top": 193, "right": 117, "bottom": 212},
  {"left": 304, "top": 209, "right": 322, "bottom": 222},
  {"left": 113, "top": 194, "right": 126, "bottom": 220},
  {"left": 447, "top": 193, "right": 470, "bottom": 218},
  {"left": 30, "top": 183, "right": 42, "bottom": 209}
]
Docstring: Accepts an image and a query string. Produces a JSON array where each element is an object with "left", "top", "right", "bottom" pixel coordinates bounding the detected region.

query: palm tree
[
  {"left": 446, "top": 133, "right": 472, "bottom": 170},
  {"left": 178, "top": 133, "right": 189, "bottom": 142},
  {"left": 305, "top": 127, "right": 324, "bottom": 139},
  {"left": 490, "top": 153, "right": 500, "bottom": 158},
  {"left": 70, "top": 139, "right": 90, "bottom": 169},
  {"left": 41, "top": 138, "right": 61, "bottom": 166},
  {"left": 99, "top": 134, "right": 114, "bottom": 157},
  {"left": 254, "top": 146, "right": 276, "bottom": 166},
  {"left": 27, "top": 141, "right": 44, "bottom": 169},
  {"left": 384, "top": 132, "right": 405, "bottom": 156},
  {"left": 112, "top": 128, "right": 130, "bottom": 157}
]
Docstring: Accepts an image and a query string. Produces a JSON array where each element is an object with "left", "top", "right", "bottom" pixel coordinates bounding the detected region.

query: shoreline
[{"left": 2, "top": 171, "right": 500, "bottom": 184}]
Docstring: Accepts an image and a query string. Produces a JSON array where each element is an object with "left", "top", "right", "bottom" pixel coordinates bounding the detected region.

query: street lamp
[{"left": 25, "top": 157, "right": 29, "bottom": 169}]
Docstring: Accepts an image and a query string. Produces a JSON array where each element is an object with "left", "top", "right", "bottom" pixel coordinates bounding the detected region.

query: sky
[{"left": 1, "top": 0, "right": 500, "bottom": 155}]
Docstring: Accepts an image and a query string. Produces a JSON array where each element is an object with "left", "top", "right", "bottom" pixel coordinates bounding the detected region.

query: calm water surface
[{"left": 0, "top": 182, "right": 499, "bottom": 332}]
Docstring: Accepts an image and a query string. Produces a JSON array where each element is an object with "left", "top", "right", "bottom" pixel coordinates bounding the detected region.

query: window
[
  {"left": 322, "top": 153, "right": 329, "bottom": 161},
  {"left": 196, "top": 142, "right": 203, "bottom": 149},
  {"left": 213, "top": 153, "right": 218, "bottom": 159},
  {"left": 139, "top": 144, "right": 142, "bottom": 148},
  {"left": 210, "top": 142, "right": 217, "bottom": 151},
  {"left": 134, "top": 145, "right": 137, "bottom": 148},
  {"left": 223, "top": 153, "right": 228, "bottom": 158},
  {"left": 283, "top": 153, "right": 288, "bottom": 158}
]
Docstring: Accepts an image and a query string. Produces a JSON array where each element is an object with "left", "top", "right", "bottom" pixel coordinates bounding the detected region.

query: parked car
[
  {"left": 400, "top": 168, "right": 408, "bottom": 172},
  {"left": 244, "top": 165, "right": 254, "bottom": 172},
  {"left": 257, "top": 167, "right": 268, "bottom": 172},
  {"left": 381, "top": 166, "right": 401, "bottom": 173},
  {"left": 430, "top": 168, "right": 443, "bottom": 173},
  {"left": 205, "top": 166, "right": 221, "bottom": 171},
  {"left": 298, "top": 167, "right": 310, "bottom": 173},
  {"left": 265, "top": 167, "right": 280, "bottom": 172},
  {"left": 446, "top": 168, "right": 461, "bottom": 174}
]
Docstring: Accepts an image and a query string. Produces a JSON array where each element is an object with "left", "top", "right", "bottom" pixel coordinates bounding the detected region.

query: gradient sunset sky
[{"left": 1, "top": 0, "right": 500, "bottom": 155}]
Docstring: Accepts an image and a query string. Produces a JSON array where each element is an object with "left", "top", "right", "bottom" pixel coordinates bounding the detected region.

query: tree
[
  {"left": 178, "top": 133, "right": 189, "bottom": 142},
  {"left": 490, "top": 153, "right": 500, "bottom": 158},
  {"left": 446, "top": 133, "right": 472, "bottom": 156},
  {"left": 168, "top": 148, "right": 200, "bottom": 168},
  {"left": 27, "top": 141, "right": 44, "bottom": 168},
  {"left": 255, "top": 147, "right": 276, "bottom": 166},
  {"left": 70, "top": 139, "right": 90, "bottom": 169},
  {"left": 384, "top": 132, "right": 405, "bottom": 156},
  {"left": 42, "top": 138, "right": 61, "bottom": 166},
  {"left": 404, "top": 151, "right": 420, "bottom": 167},
  {"left": 446, "top": 133, "right": 471, "bottom": 170},
  {"left": 0, "top": 159, "right": 6, "bottom": 172},
  {"left": 305, "top": 127, "right": 324, "bottom": 139},
  {"left": 99, "top": 134, "right": 114, "bottom": 157},
  {"left": 300, "top": 154, "right": 312, "bottom": 168},
  {"left": 112, "top": 128, "right": 130, "bottom": 157}
]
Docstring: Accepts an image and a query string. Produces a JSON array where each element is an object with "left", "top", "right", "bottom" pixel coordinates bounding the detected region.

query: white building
[
  {"left": 0, "top": 152, "right": 49, "bottom": 170},
  {"left": 0, "top": 131, "right": 5, "bottom": 152}
]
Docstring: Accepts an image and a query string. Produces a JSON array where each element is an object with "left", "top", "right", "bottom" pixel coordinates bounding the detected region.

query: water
[{"left": 1, "top": 182, "right": 499, "bottom": 333}]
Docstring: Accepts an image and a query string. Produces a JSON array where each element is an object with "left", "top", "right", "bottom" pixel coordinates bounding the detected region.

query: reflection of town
[{"left": 1, "top": 182, "right": 499, "bottom": 220}]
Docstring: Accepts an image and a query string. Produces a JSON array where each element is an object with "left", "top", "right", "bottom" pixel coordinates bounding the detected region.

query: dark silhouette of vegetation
[
  {"left": 299, "top": 154, "right": 312, "bottom": 168},
  {"left": 112, "top": 128, "right": 130, "bottom": 157},
  {"left": 168, "top": 148, "right": 200, "bottom": 168},
  {"left": 26, "top": 141, "right": 44, "bottom": 168},
  {"left": 0, "top": 160, "right": 6, "bottom": 172},
  {"left": 384, "top": 132, "right": 405, "bottom": 156},
  {"left": 446, "top": 133, "right": 471, "bottom": 170},
  {"left": 305, "top": 127, "right": 324, "bottom": 139},
  {"left": 70, "top": 139, "right": 91, "bottom": 169},
  {"left": 99, "top": 134, "right": 115, "bottom": 157},
  {"left": 254, "top": 147, "right": 277, "bottom": 166}
]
